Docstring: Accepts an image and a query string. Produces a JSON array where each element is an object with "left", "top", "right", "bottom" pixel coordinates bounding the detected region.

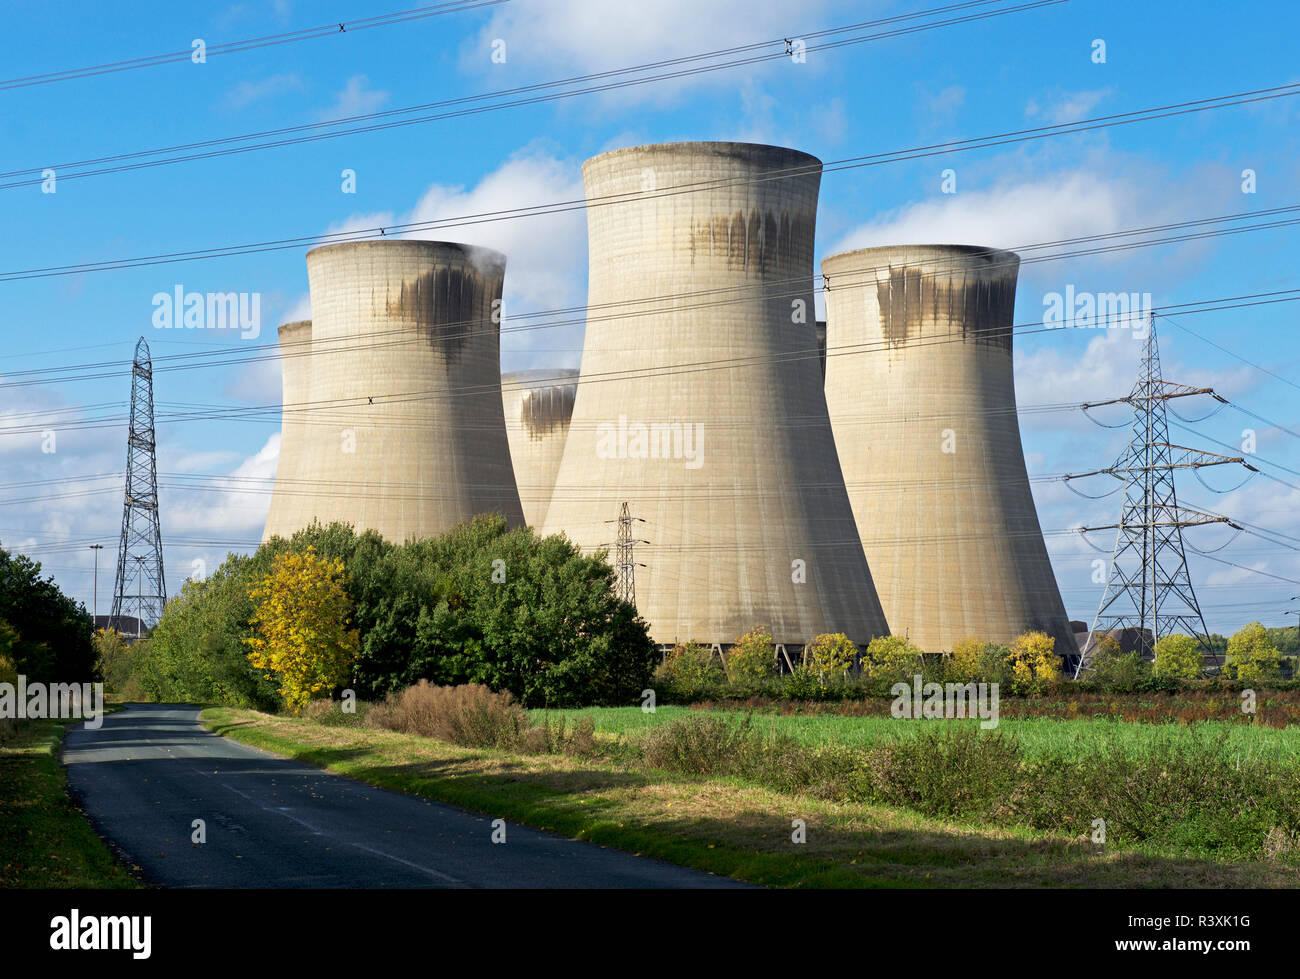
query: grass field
[
  {"left": 0, "top": 718, "right": 139, "bottom": 889},
  {"left": 528, "top": 705, "right": 1300, "bottom": 764},
  {"left": 205, "top": 705, "right": 1298, "bottom": 888}
]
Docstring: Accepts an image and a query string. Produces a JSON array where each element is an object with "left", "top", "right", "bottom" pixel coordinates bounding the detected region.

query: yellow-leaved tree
[
  {"left": 1009, "top": 630, "right": 1060, "bottom": 694},
  {"left": 806, "top": 633, "right": 857, "bottom": 684},
  {"left": 244, "top": 547, "right": 359, "bottom": 714}
]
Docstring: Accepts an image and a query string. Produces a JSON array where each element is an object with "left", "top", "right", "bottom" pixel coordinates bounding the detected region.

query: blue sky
[{"left": 2, "top": 0, "right": 1298, "bottom": 636}]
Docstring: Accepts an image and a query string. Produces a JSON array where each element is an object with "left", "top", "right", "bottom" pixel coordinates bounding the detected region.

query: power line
[
  {"left": 0, "top": 1, "right": 1064, "bottom": 190},
  {"left": 0, "top": 1, "right": 510, "bottom": 92},
  {"left": 4, "top": 201, "right": 1300, "bottom": 390},
  {"left": 6, "top": 76, "right": 1298, "bottom": 280},
  {"left": 3, "top": 287, "right": 1298, "bottom": 440}
]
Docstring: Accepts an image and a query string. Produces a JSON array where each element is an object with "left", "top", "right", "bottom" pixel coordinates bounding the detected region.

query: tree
[
  {"left": 653, "top": 641, "right": 725, "bottom": 700},
  {"left": 726, "top": 627, "right": 776, "bottom": 682},
  {"left": 1087, "top": 637, "right": 1150, "bottom": 691},
  {"left": 1227, "top": 622, "right": 1284, "bottom": 682},
  {"left": 1153, "top": 633, "right": 1203, "bottom": 680},
  {"left": 806, "top": 633, "right": 856, "bottom": 684},
  {"left": 245, "top": 547, "right": 360, "bottom": 714},
  {"left": 947, "top": 638, "right": 1012, "bottom": 684},
  {"left": 0, "top": 543, "right": 94, "bottom": 683},
  {"left": 1009, "top": 631, "right": 1060, "bottom": 693},
  {"left": 863, "top": 635, "right": 925, "bottom": 683}
]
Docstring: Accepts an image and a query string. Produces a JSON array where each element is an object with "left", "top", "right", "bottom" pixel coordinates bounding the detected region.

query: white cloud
[
  {"left": 922, "top": 84, "right": 965, "bottom": 126},
  {"left": 318, "top": 75, "right": 389, "bottom": 121},
  {"left": 460, "top": 0, "right": 850, "bottom": 107},
  {"left": 829, "top": 170, "right": 1142, "bottom": 256},
  {"left": 222, "top": 72, "right": 304, "bottom": 110},
  {"left": 1025, "top": 88, "right": 1114, "bottom": 125}
]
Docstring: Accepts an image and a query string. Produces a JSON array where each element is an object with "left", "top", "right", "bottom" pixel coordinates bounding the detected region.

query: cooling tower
[
  {"left": 541, "top": 141, "right": 888, "bottom": 647},
  {"left": 822, "top": 244, "right": 1072, "bottom": 653},
  {"left": 261, "top": 320, "right": 313, "bottom": 543},
  {"left": 814, "top": 319, "right": 827, "bottom": 379},
  {"left": 265, "top": 240, "right": 524, "bottom": 543},
  {"left": 501, "top": 368, "right": 579, "bottom": 527}
]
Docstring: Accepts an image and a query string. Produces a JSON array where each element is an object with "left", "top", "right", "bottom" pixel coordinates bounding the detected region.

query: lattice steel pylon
[
  {"left": 110, "top": 338, "right": 166, "bottom": 638},
  {"left": 604, "top": 502, "right": 647, "bottom": 606},
  {"left": 1069, "top": 313, "right": 1253, "bottom": 676}
]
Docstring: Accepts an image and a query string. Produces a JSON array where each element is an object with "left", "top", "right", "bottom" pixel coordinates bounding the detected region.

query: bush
[
  {"left": 640, "top": 714, "right": 759, "bottom": 775},
  {"left": 866, "top": 727, "right": 1024, "bottom": 819},
  {"left": 862, "top": 635, "right": 924, "bottom": 685},
  {"left": 0, "top": 546, "right": 94, "bottom": 683},
  {"left": 302, "top": 697, "right": 374, "bottom": 728},
  {"left": 1154, "top": 634, "right": 1203, "bottom": 680},
  {"left": 92, "top": 629, "right": 148, "bottom": 701},
  {"left": 725, "top": 627, "right": 776, "bottom": 683},
  {"left": 653, "top": 641, "right": 725, "bottom": 701},
  {"left": 1009, "top": 630, "right": 1060, "bottom": 694},
  {"left": 1088, "top": 639, "right": 1152, "bottom": 693},
  {"left": 366, "top": 681, "right": 530, "bottom": 749},
  {"left": 946, "top": 639, "right": 1013, "bottom": 684},
  {"left": 806, "top": 633, "right": 856, "bottom": 685},
  {"left": 1228, "top": 622, "right": 1284, "bottom": 682}
]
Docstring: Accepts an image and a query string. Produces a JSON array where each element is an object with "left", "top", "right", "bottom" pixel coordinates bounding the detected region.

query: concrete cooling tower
[
  {"left": 261, "top": 320, "right": 312, "bottom": 543},
  {"left": 501, "top": 368, "right": 579, "bottom": 527},
  {"left": 264, "top": 240, "right": 524, "bottom": 544},
  {"left": 821, "top": 244, "right": 1072, "bottom": 654},
  {"left": 541, "top": 141, "right": 888, "bottom": 648}
]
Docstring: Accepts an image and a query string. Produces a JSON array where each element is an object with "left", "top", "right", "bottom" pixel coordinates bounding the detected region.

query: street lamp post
[{"left": 88, "top": 544, "right": 104, "bottom": 624}]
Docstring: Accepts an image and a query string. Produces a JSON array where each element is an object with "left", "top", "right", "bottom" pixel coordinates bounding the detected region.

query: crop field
[{"left": 530, "top": 705, "right": 1300, "bottom": 765}]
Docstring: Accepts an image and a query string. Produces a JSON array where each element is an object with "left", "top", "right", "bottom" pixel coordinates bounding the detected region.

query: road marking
[{"left": 347, "top": 842, "right": 467, "bottom": 887}]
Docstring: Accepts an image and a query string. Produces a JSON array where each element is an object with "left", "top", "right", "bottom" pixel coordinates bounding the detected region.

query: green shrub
[
  {"left": 92, "top": 629, "right": 148, "bottom": 701},
  {"left": 653, "top": 641, "right": 725, "bottom": 701},
  {"left": 1088, "top": 641, "right": 1152, "bottom": 693},
  {"left": 640, "top": 714, "right": 759, "bottom": 775},
  {"left": 1154, "top": 634, "right": 1203, "bottom": 680},
  {"left": 862, "top": 635, "right": 925, "bottom": 684},
  {"left": 865, "top": 727, "right": 1024, "bottom": 819},
  {"left": 806, "top": 633, "right": 856, "bottom": 684},
  {"left": 725, "top": 627, "right": 776, "bottom": 683},
  {"left": 0, "top": 546, "right": 94, "bottom": 683}
]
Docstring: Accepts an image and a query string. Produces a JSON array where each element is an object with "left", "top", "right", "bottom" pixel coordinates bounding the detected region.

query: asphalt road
[{"left": 62, "top": 704, "right": 745, "bottom": 889}]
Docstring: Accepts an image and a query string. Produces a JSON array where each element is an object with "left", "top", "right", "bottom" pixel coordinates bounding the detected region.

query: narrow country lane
[{"left": 62, "top": 704, "right": 746, "bottom": 889}]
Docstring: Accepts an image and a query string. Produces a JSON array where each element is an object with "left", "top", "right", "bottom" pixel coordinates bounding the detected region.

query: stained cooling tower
[
  {"left": 822, "top": 244, "right": 1072, "bottom": 653},
  {"left": 261, "top": 320, "right": 313, "bottom": 543},
  {"left": 501, "top": 368, "right": 579, "bottom": 527},
  {"left": 264, "top": 240, "right": 524, "bottom": 543},
  {"left": 541, "top": 142, "right": 888, "bottom": 647}
]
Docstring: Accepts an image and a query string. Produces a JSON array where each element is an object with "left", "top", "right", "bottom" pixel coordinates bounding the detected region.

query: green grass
[
  {"left": 204, "top": 706, "right": 1297, "bottom": 888},
  {"left": 0, "top": 718, "right": 139, "bottom": 888},
  {"left": 529, "top": 706, "right": 1300, "bottom": 764}
]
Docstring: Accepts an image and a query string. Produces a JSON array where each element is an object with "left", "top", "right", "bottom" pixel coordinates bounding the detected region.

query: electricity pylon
[
  {"left": 110, "top": 338, "right": 166, "bottom": 638},
  {"left": 1068, "top": 313, "right": 1254, "bottom": 675},
  {"left": 604, "top": 502, "right": 647, "bottom": 606}
]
